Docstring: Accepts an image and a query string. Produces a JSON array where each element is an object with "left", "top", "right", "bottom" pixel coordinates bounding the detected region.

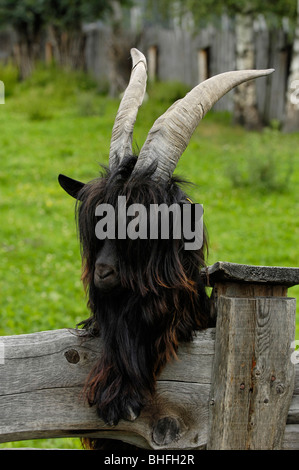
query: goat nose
[{"left": 96, "top": 264, "right": 115, "bottom": 280}]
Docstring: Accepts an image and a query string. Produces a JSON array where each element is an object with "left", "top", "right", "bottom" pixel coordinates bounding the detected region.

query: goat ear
[{"left": 58, "top": 174, "right": 85, "bottom": 200}]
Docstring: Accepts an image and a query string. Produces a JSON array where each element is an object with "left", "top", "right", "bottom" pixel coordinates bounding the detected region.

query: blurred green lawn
[{"left": 0, "top": 66, "right": 298, "bottom": 449}]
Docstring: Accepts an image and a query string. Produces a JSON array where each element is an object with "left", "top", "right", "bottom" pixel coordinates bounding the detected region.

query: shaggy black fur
[{"left": 60, "top": 155, "right": 211, "bottom": 449}]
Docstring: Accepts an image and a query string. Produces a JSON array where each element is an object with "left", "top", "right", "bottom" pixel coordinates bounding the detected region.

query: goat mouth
[
  {"left": 93, "top": 271, "right": 120, "bottom": 292},
  {"left": 99, "top": 268, "right": 114, "bottom": 280}
]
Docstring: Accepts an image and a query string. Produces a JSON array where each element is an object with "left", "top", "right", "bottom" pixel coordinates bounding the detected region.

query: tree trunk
[
  {"left": 233, "top": 12, "right": 263, "bottom": 130},
  {"left": 106, "top": 2, "right": 140, "bottom": 97},
  {"left": 48, "top": 26, "right": 86, "bottom": 70},
  {"left": 13, "top": 39, "right": 40, "bottom": 80},
  {"left": 107, "top": 27, "right": 138, "bottom": 97},
  {"left": 283, "top": 0, "right": 299, "bottom": 133}
]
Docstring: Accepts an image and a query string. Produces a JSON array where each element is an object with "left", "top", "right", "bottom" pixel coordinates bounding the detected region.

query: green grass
[{"left": 0, "top": 66, "right": 299, "bottom": 449}]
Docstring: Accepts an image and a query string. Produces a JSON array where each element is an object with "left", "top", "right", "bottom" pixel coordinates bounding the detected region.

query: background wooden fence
[
  {"left": 0, "top": 17, "right": 292, "bottom": 124},
  {"left": 1, "top": 262, "right": 299, "bottom": 450}
]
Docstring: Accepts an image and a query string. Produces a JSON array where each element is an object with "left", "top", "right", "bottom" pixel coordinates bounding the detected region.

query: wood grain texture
[
  {"left": 0, "top": 328, "right": 214, "bottom": 449},
  {"left": 207, "top": 296, "right": 296, "bottom": 450},
  {"left": 283, "top": 425, "right": 299, "bottom": 450},
  {"left": 201, "top": 262, "right": 299, "bottom": 287}
]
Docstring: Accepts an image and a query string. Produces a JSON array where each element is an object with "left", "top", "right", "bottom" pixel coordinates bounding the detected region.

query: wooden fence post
[{"left": 204, "top": 262, "right": 299, "bottom": 450}]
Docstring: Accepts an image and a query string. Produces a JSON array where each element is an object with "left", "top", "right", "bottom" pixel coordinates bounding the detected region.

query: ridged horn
[
  {"left": 109, "top": 48, "right": 147, "bottom": 170},
  {"left": 133, "top": 68, "right": 274, "bottom": 182}
]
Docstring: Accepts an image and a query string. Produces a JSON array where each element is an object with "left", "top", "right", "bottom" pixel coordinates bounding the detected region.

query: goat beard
[{"left": 81, "top": 274, "right": 209, "bottom": 427}]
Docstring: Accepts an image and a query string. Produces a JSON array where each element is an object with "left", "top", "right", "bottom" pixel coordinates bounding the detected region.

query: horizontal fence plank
[
  {"left": 0, "top": 328, "right": 215, "bottom": 395},
  {"left": 0, "top": 328, "right": 214, "bottom": 449},
  {"left": 283, "top": 425, "right": 299, "bottom": 450},
  {"left": 0, "top": 382, "right": 211, "bottom": 449},
  {"left": 287, "top": 396, "right": 299, "bottom": 424}
]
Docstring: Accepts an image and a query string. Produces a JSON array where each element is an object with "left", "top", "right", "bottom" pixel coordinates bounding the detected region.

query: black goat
[{"left": 58, "top": 49, "right": 273, "bottom": 448}]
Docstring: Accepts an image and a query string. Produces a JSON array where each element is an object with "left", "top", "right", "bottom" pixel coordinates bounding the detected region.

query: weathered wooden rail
[{"left": 1, "top": 262, "right": 299, "bottom": 450}]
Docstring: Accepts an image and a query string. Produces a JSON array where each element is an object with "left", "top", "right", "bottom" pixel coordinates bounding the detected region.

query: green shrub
[
  {"left": 20, "top": 63, "right": 97, "bottom": 93},
  {"left": 76, "top": 91, "right": 98, "bottom": 116},
  {"left": 226, "top": 135, "right": 294, "bottom": 193},
  {"left": 26, "top": 96, "right": 54, "bottom": 121},
  {"left": 6, "top": 63, "right": 101, "bottom": 119},
  {"left": 16, "top": 63, "right": 98, "bottom": 109}
]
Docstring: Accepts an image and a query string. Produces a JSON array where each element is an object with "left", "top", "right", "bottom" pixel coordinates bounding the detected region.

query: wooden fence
[{"left": 1, "top": 262, "right": 299, "bottom": 450}]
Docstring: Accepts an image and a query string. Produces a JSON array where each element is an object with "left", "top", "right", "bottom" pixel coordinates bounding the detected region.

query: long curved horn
[
  {"left": 109, "top": 48, "right": 147, "bottom": 170},
  {"left": 133, "top": 69, "right": 274, "bottom": 182}
]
